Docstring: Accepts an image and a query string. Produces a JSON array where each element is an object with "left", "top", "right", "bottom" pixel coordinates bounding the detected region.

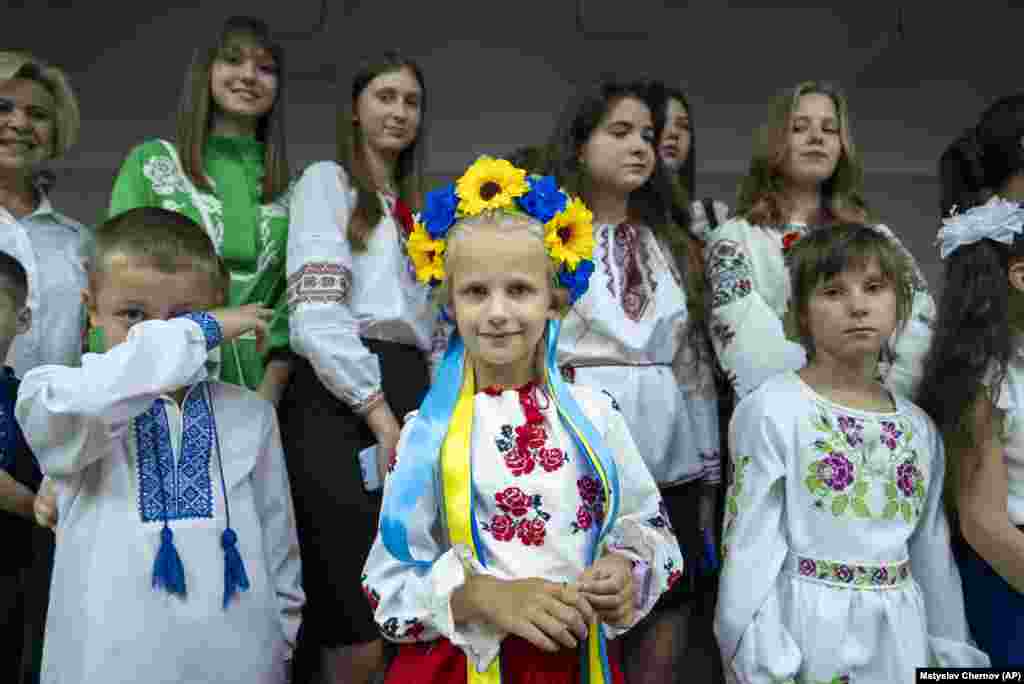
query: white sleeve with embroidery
[
  {"left": 674, "top": 329, "right": 722, "bottom": 485},
  {"left": 704, "top": 220, "right": 807, "bottom": 399},
  {"left": 714, "top": 389, "right": 802, "bottom": 684},
  {"left": 251, "top": 399, "right": 305, "bottom": 661},
  {"left": 599, "top": 398, "right": 686, "bottom": 638},
  {"left": 286, "top": 161, "right": 384, "bottom": 414},
  {"left": 906, "top": 414, "right": 989, "bottom": 667},
  {"left": 869, "top": 224, "right": 936, "bottom": 400},
  {"left": 15, "top": 316, "right": 216, "bottom": 478},
  {"left": 361, "top": 417, "right": 506, "bottom": 671}
]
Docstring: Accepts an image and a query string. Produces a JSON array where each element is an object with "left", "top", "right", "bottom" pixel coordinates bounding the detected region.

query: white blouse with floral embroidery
[
  {"left": 556, "top": 221, "right": 720, "bottom": 486},
  {"left": 715, "top": 372, "right": 988, "bottom": 684},
  {"left": 361, "top": 382, "right": 684, "bottom": 671},
  {"left": 286, "top": 161, "right": 443, "bottom": 414},
  {"left": 703, "top": 217, "right": 935, "bottom": 400}
]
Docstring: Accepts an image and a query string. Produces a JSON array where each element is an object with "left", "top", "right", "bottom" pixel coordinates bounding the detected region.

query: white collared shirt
[{"left": 0, "top": 192, "right": 89, "bottom": 375}]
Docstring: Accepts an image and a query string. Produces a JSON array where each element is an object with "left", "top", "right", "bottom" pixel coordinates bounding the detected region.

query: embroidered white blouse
[
  {"left": 704, "top": 218, "right": 935, "bottom": 400},
  {"left": 0, "top": 193, "right": 88, "bottom": 376},
  {"left": 985, "top": 343, "right": 1024, "bottom": 525},
  {"left": 556, "top": 222, "right": 719, "bottom": 486},
  {"left": 361, "top": 383, "right": 684, "bottom": 671},
  {"left": 715, "top": 372, "right": 988, "bottom": 684},
  {"left": 286, "top": 161, "right": 438, "bottom": 413},
  {"left": 16, "top": 316, "right": 304, "bottom": 684}
]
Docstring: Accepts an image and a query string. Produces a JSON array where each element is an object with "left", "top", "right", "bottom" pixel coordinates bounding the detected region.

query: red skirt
[{"left": 386, "top": 635, "right": 626, "bottom": 684}]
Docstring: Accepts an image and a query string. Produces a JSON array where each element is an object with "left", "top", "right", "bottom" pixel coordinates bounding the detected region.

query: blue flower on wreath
[
  {"left": 517, "top": 176, "right": 567, "bottom": 224},
  {"left": 421, "top": 185, "right": 459, "bottom": 238},
  {"left": 559, "top": 259, "right": 595, "bottom": 304}
]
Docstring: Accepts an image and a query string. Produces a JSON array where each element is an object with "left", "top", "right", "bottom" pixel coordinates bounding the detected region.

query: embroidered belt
[
  {"left": 560, "top": 362, "right": 671, "bottom": 383},
  {"left": 787, "top": 553, "right": 911, "bottom": 589}
]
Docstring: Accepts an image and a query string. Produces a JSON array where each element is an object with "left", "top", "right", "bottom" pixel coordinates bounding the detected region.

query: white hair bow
[{"left": 937, "top": 196, "right": 1024, "bottom": 259}]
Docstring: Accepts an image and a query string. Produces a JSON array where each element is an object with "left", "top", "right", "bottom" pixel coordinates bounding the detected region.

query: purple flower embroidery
[
  {"left": 897, "top": 461, "right": 920, "bottom": 498},
  {"left": 799, "top": 558, "right": 816, "bottom": 576},
  {"left": 837, "top": 415, "right": 864, "bottom": 448},
  {"left": 872, "top": 567, "right": 889, "bottom": 584},
  {"left": 817, "top": 453, "right": 855, "bottom": 491},
  {"left": 881, "top": 421, "right": 903, "bottom": 450},
  {"left": 834, "top": 564, "right": 854, "bottom": 583}
]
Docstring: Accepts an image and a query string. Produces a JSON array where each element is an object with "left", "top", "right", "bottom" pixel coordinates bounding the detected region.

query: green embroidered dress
[{"left": 108, "top": 137, "right": 291, "bottom": 390}]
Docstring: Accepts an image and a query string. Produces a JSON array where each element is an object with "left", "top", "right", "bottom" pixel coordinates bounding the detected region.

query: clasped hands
[{"left": 453, "top": 551, "right": 635, "bottom": 654}]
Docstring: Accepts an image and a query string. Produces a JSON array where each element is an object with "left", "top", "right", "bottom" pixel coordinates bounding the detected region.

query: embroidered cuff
[
  {"left": 354, "top": 390, "right": 386, "bottom": 416},
  {"left": 429, "top": 545, "right": 504, "bottom": 672},
  {"left": 181, "top": 312, "right": 223, "bottom": 351}
]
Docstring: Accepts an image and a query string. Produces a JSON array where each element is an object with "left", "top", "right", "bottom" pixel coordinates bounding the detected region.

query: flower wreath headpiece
[
  {"left": 937, "top": 195, "right": 1024, "bottom": 259},
  {"left": 406, "top": 155, "right": 597, "bottom": 304}
]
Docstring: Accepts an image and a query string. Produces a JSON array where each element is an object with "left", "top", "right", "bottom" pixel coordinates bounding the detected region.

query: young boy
[
  {"left": 0, "top": 250, "right": 39, "bottom": 682},
  {"left": 16, "top": 207, "right": 304, "bottom": 684}
]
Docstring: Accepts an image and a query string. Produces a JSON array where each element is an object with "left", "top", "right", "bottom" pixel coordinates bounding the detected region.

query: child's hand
[
  {"left": 457, "top": 575, "right": 596, "bottom": 652},
  {"left": 209, "top": 305, "right": 275, "bottom": 353},
  {"left": 34, "top": 477, "right": 57, "bottom": 531},
  {"left": 579, "top": 552, "right": 635, "bottom": 628}
]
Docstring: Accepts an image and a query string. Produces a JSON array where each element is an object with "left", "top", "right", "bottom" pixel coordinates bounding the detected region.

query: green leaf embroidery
[
  {"left": 883, "top": 501, "right": 900, "bottom": 519},
  {"left": 832, "top": 494, "right": 849, "bottom": 516},
  {"left": 728, "top": 497, "right": 738, "bottom": 516},
  {"left": 901, "top": 501, "right": 913, "bottom": 523},
  {"left": 852, "top": 498, "right": 872, "bottom": 518},
  {"left": 885, "top": 482, "right": 899, "bottom": 499},
  {"left": 854, "top": 480, "right": 869, "bottom": 497}
]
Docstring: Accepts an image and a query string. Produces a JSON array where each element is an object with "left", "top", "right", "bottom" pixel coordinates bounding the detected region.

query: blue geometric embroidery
[
  {"left": 181, "top": 311, "right": 223, "bottom": 350},
  {"left": 135, "top": 387, "right": 214, "bottom": 523}
]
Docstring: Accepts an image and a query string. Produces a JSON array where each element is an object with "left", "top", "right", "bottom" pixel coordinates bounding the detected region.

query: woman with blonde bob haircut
[
  {"left": 108, "top": 16, "right": 294, "bottom": 403},
  {"left": 0, "top": 49, "right": 89, "bottom": 684},
  {"left": 703, "top": 80, "right": 935, "bottom": 404}
]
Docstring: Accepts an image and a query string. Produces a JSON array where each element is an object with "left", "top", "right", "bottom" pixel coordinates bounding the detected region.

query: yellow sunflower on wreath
[
  {"left": 407, "top": 221, "right": 447, "bottom": 284},
  {"left": 455, "top": 156, "right": 530, "bottom": 215},
  {"left": 544, "top": 196, "right": 595, "bottom": 270}
]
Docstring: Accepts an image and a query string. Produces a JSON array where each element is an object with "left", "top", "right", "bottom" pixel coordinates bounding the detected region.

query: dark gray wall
[{"left": 17, "top": 0, "right": 1018, "bottom": 300}]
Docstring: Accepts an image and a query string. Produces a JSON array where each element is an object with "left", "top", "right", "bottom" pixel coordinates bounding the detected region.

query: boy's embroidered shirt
[
  {"left": 703, "top": 217, "right": 936, "bottom": 400},
  {"left": 361, "top": 383, "right": 683, "bottom": 671},
  {"left": 285, "top": 161, "right": 440, "bottom": 413},
  {"left": 715, "top": 372, "right": 988, "bottom": 683},
  {"left": 556, "top": 221, "right": 720, "bottom": 486},
  {"left": 108, "top": 138, "right": 292, "bottom": 390},
  {"left": 15, "top": 317, "right": 304, "bottom": 684}
]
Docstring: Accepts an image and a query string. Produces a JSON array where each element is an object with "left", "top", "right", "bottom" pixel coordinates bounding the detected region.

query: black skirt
[{"left": 278, "top": 339, "right": 430, "bottom": 649}]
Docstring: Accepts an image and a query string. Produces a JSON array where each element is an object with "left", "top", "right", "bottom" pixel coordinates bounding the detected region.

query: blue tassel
[
  {"left": 152, "top": 526, "right": 186, "bottom": 596},
  {"left": 222, "top": 527, "right": 250, "bottom": 608}
]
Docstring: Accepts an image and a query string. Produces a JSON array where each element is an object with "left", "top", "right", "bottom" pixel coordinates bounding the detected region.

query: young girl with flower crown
[
  {"left": 360, "top": 156, "right": 683, "bottom": 684},
  {"left": 544, "top": 78, "right": 720, "bottom": 684},
  {"left": 917, "top": 94, "right": 1024, "bottom": 666},
  {"left": 704, "top": 81, "right": 934, "bottom": 402},
  {"left": 715, "top": 223, "right": 987, "bottom": 683}
]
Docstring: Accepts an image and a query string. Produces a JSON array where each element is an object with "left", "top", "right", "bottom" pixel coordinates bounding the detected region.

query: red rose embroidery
[
  {"left": 577, "top": 476, "right": 602, "bottom": 506},
  {"left": 486, "top": 514, "right": 516, "bottom": 542},
  {"left": 495, "top": 487, "right": 531, "bottom": 517},
  {"left": 517, "top": 518, "right": 547, "bottom": 546},
  {"left": 386, "top": 448, "right": 398, "bottom": 474},
  {"left": 516, "top": 423, "right": 547, "bottom": 450},
  {"left": 504, "top": 448, "right": 536, "bottom": 476},
  {"left": 668, "top": 569, "right": 684, "bottom": 588},
  {"left": 393, "top": 198, "right": 414, "bottom": 236},
  {"left": 405, "top": 620, "right": 425, "bottom": 641},
  {"left": 576, "top": 506, "right": 593, "bottom": 531},
  {"left": 538, "top": 448, "right": 566, "bottom": 473},
  {"left": 782, "top": 231, "right": 801, "bottom": 251}
]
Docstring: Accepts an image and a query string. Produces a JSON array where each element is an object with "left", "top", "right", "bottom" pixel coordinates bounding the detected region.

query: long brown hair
[
  {"left": 338, "top": 51, "right": 427, "bottom": 252},
  {"left": 175, "top": 16, "right": 289, "bottom": 203},
  {"left": 736, "top": 81, "right": 869, "bottom": 227}
]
